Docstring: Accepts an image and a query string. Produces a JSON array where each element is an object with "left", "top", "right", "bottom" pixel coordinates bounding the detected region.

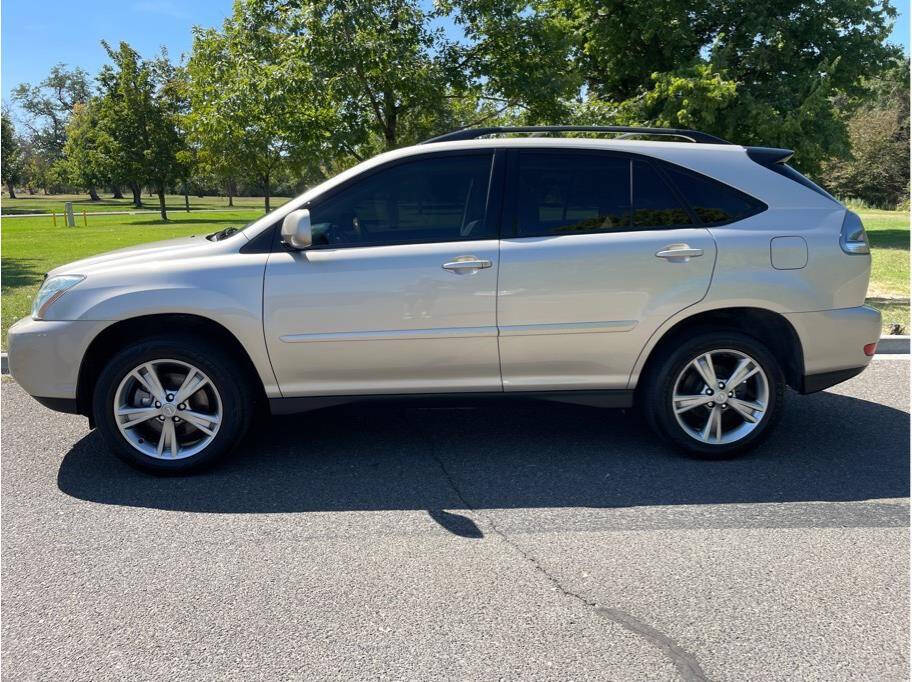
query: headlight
[{"left": 31, "top": 275, "right": 85, "bottom": 320}]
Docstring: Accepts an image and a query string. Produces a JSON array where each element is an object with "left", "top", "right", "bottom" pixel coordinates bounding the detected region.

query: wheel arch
[
  {"left": 77, "top": 313, "right": 269, "bottom": 423},
  {"left": 632, "top": 306, "right": 804, "bottom": 393}
]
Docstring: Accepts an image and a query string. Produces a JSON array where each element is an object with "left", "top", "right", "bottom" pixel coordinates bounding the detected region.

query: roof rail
[{"left": 422, "top": 125, "right": 732, "bottom": 145}]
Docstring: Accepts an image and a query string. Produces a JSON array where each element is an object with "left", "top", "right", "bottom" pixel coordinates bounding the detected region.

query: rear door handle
[
  {"left": 442, "top": 258, "right": 492, "bottom": 272},
  {"left": 655, "top": 244, "right": 704, "bottom": 261}
]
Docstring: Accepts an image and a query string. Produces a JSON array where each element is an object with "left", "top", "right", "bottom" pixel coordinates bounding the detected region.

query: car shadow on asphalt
[{"left": 57, "top": 389, "right": 910, "bottom": 522}]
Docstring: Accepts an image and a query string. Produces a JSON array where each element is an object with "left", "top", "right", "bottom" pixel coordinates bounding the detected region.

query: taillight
[
  {"left": 840, "top": 211, "right": 870, "bottom": 255},
  {"left": 864, "top": 342, "right": 877, "bottom": 356}
]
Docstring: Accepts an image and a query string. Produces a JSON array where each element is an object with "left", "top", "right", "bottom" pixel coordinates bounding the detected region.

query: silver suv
[{"left": 8, "top": 126, "right": 881, "bottom": 472}]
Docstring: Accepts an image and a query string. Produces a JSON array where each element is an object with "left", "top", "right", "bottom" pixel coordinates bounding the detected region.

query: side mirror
[{"left": 281, "top": 209, "right": 312, "bottom": 250}]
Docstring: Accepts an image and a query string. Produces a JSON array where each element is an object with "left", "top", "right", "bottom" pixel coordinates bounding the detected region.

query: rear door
[{"left": 497, "top": 149, "right": 718, "bottom": 391}]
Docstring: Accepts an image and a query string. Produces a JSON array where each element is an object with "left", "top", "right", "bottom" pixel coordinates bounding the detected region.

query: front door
[
  {"left": 497, "top": 150, "right": 719, "bottom": 391},
  {"left": 264, "top": 151, "right": 502, "bottom": 396}
]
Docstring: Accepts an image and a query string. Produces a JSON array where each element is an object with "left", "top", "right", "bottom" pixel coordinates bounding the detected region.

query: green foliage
[
  {"left": 558, "top": 0, "right": 901, "bottom": 173},
  {"left": 61, "top": 100, "right": 119, "bottom": 195},
  {"left": 821, "top": 58, "right": 910, "bottom": 209},
  {"left": 1, "top": 112, "right": 25, "bottom": 195},
  {"left": 10, "top": 0, "right": 908, "bottom": 209},
  {"left": 10, "top": 64, "right": 91, "bottom": 162},
  {"left": 185, "top": 6, "right": 330, "bottom": 211},
  {"left": 96, "top": 42, "right": 184, "bottom": 218}
]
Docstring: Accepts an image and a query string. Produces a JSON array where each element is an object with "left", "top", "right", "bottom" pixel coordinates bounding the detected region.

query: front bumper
[
  {"left": 784, "top": 305, "right": 882, "bottom": 394},
  {"left": 7, "top": 317, "right": 109, "bottom": 404}
]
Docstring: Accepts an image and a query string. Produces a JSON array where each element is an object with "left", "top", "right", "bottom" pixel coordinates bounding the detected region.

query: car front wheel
[
  {"left": 643, "top": 331, "right": 785, "bottom": 458},
  {"left": 93, "top": 335, "right": 252, "bottom": 473}
]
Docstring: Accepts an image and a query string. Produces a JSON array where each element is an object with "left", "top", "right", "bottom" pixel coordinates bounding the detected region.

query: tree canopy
[{"left": 3, "top": 0, "right": 907, "bottom": 209}]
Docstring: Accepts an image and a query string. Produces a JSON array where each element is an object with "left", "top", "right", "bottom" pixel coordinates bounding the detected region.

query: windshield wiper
[{"left": 207, "top": 227, "right": 240, "bottom": 242}]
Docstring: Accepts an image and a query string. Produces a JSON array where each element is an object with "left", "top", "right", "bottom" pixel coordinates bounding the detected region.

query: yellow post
[
  {"left": 52, "top": 211, "right": 57, "bottom": 227},
  {"left": 82, "top": 209, "right": 87, "bottom": 227}
]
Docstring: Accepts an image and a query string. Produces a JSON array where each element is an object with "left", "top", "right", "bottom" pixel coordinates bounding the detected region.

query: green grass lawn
[
  {"left": 856, "top": 208, "right": 910, "bottom": 333},
  {"left": 0, "top": 193, "right": 289, "bottom": 215},
  {"left": 1, "top": 205, "right": 908, "bottom": 349}
]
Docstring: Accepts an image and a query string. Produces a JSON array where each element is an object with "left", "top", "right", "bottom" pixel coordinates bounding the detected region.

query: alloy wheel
[
  {"left": 671, "top": 348, "right": 769, "bottom": 445},
  {"left": 113, "top": 359, "right": 223, "bottom": 460}
]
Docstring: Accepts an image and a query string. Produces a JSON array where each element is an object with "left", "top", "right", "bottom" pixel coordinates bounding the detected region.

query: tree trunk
[
  {"left": 158, "top": 184, "right": 168, "bottom": 221},
  {"left": 88, "top": 186, "right": 100, "bottom": 201},
  {"left": 111, "top": 185, "right": 124, "bottom": 199},
  {"left": 226, "top": 178, "right": 235, "bottom": 207},
  {"left": 148, "top": 187, "right": 153, "bottom": 198},
  {"left": 6, "top": 182, "right": 16, "bottom": 199},
  {"left": 263, "top": 171, "right": 270, "bottom": 213},
  {"left": 129, "top": 182, "right": 142, "bottom": 208},
  {"left": 183, "top": 180, "right": 190, "bottom": 212}
]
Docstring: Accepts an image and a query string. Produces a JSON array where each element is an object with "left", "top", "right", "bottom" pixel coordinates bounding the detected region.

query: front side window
[
  {"left": 309, "top": 153, "right": 493, "bottom": 247},
  {"left": 516, "top": 153, "right": 630, "bottom": 237}
]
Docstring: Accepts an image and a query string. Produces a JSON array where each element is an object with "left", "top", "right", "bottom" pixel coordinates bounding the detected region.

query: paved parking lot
[{"left": 2, "top": 358, "right": 909, "bottom": 680}]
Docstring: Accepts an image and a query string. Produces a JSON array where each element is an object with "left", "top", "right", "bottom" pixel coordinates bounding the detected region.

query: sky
[{"left": 1, "top": 0, "right": 910, "bottom": 120}]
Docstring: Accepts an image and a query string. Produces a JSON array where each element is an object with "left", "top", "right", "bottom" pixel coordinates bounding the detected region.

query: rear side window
[
  {"left": 662, "top": 164, "right": 765, "bottom": 225},
  {"left": 515, "top": 153, "right": 630, "bottom": 236},
  {"left": 632, "top": 160, "right": 693, "bottom": 228}
]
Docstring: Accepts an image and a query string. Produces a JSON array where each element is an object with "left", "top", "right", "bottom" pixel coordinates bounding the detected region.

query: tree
[
  {"left": 540, "top": 0, "right": 901, "bottom": 173},
  {"left": 1, "top": 111, "right": 25, "bottom": 198},
  {"left": 186, "top": 6, "right": 330, "bottom": 212},
  {"left": 11, "top": 64, "right": 93, "bottom": 196},
  {"left": 96, "top": 42, "right": 184, "bottom": 219},
  {"left": 821, "top": 58, "right": 910, "bottom": 208},
  {"left": 61, "top": 100, "right": 121, "bottom": 201}
]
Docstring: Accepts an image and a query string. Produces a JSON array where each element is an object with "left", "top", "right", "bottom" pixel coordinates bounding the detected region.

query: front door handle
[
  {"left": 655, "top": 244, "right": 704, "bottom": 261},
  {"left": 442, "top": 257, "right": 492, "bottom": 272}
]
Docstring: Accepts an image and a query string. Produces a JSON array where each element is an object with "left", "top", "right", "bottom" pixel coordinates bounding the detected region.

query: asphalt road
[{"left": 2, "top": 359, "right": 909, "bottom": 681}]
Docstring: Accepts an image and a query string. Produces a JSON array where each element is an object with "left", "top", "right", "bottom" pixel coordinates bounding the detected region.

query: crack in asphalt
[{"left": 419, "top": 418, "right": 710, "bottom": 682}]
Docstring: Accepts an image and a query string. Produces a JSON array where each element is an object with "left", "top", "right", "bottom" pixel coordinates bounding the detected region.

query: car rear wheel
[
  {"left": 643, "top": 331, "right": 785, "bottom": 458},
  {"left": 93, "top": 335, "right": 252, "bottom": 473}
]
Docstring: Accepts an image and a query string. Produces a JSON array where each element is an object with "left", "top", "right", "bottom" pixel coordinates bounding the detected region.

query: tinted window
[
  {"left": 309, "top": 154, "right": 493, "bottom": 247},
  {"left": 516, "top": 153, "right": 630, "bottom": 236},
  {"left": 632, "top": 160, "right": 692, "bottom": 227},
  {"left": 663, "top": 165, "right": 764, "bottom": 225}
]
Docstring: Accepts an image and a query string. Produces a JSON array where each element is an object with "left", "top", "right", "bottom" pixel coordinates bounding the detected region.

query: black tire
[
  {"left": 93, "top": 334, "right": 253, "bottom": 474},
  {"left": 641, "top": 330, "right": 785, "bottom": 459}
]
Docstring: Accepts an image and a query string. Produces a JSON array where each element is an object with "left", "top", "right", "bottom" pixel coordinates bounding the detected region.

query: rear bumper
[
  {"left": 784, "top": 305, "right": 881, "bottom": 394},
  {"left": 799, "top": 366, "right": 867, "bottom": 394}
]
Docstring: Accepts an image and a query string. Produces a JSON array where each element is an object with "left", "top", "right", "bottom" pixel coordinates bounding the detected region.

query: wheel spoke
[
  {"left": 156, "top": 420, "right": 179, "bottom": 457},
  {"left": 726, "top": 358, "right": 760, "bottom": 388},
  {"left": 174, "top": 370, "right": 209, "bottom": 405},
  {"left": 728, "top": 398, "right": 764, "bottom": 423},
  {"left": 673, "top": 394, "right": 708, "bottom": 414},
  {"left": 156, "top": 421, "right": 169, "bottom": 456},
  {"left": 691, "top": 353, "right": 718, "bottom": 389},
  {"left": 116, "top": 406, "right": 160, "bottom": 428},
  {"left": 701, "top": 406, "right": 721, "bottom": 442},
  {"left": 182, "top": 410, "right": 220, "bottom": 437},
  {"left": 134, "top": 363, "right": 167, "bottom": 402},
  {"left": 169, "top": 421, "right": 179, "bottom": 458}
]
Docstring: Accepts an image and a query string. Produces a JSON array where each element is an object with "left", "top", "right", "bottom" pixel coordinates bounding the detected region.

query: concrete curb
[
  {"left": 875, "top": 335, "right": 910, "bottom": 354},
  {"left": 2, "top": 335, "right": 909, "bottom": 377}
]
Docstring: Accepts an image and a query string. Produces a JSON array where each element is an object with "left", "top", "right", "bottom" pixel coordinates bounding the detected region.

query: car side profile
[{"left": 8, "top": 126, "right": 881, "bottom": 473}]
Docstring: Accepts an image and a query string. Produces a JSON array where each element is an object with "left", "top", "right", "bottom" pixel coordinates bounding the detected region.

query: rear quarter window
[{"left": 661, "top": 163, "right": 767, "bottom": 225}]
